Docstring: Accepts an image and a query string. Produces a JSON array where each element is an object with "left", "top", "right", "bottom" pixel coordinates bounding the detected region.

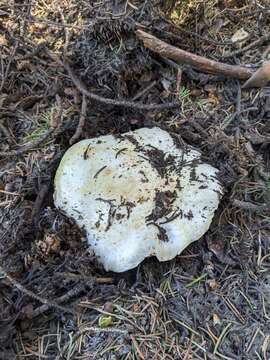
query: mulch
[{"left": 0, "top": 0, "right": 270, "bottom": 359}]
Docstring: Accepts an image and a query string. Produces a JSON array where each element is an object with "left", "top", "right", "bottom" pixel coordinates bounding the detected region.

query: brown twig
[
  {"left": 221, "top": 34, "right": 270, "bottom": 59},
  {"left": 0, "top": 128, "right": 54, "bottom": 157},
  {"left": 0, "top": 122, "right": 12, "bottom": 141},
  {"left": 242, "top": 61, "right": 270, "bottom": 88},
  {"left": 263, "top": 44, "right": 270, "bottom": 58},
  {"left": 233, "top": 199, "right": 269, "bottom": 212},
  {"left": 0, "top": 119, "right": 74, "bottom": 158},
  {"left": 32, "top": 281, "right": 90, "bottom": 318},
  {"left": 176, "top": 68, "right": 182, "bottom": 94},
  {"left": 55, "top": 272, "right": 114, "bottom": 284},
  {"left": 136, "top": 30, "right": 254, "bottom": 80},
  {"left": 0, "top": 265, "right": 76, "bottom": 315},
  {"left": 0, "top": 41, "right": 18, "bottom": 92},
  {"left": 70, "top": 94, "right": 87, "bottom": 145},
  {"left": 130, "top": 335, "right": 145, "bottom": 360},
  {"left": 30, "top": 182, "right": 51, "bottom": 226},
  {"left": 47, "top": 51, "right": 179, "bottom": 111},
  {"left": 183, "top": 334, "right": 194, "bottom": 360},
  {"left": 32, "top": 274, "right": 114, "bottom": 317},
  {"left": 132, "top": 81, "right": 157, "bottom": 101},
  {"left": 56, "top": 326, "right": 129, "bottom": 360},
  {"left": 152, "top": 15, "right": 252, "bottom": 46},
  {"left": 59, "top": 7, "right": 70, "bottom": 56}
]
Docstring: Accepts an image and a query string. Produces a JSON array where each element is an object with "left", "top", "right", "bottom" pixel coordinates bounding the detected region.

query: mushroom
[{"left": 54, "top": 127, "right": 223, "bottom": 272}]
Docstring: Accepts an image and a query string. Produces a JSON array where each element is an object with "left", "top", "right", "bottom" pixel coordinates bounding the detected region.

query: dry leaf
[
  {"left": 21, "top": 304, "right": 34, "bottom": 319},
  {"left": 208, "top": 239, "right": 224, "bottom": 257},
  {"left": 38, "top": 233, "right": 61, "bottom": 255},
  {"left": 207, "top": 93, "right": 219, "bottom": 106},
  {"left": 208, "top": 279, "right": 219, "bottom": 290},
  {"left": 16, "top": 60, "right": 34, "bottom": 71},
  {"left": 103, "top": 302, "right": 114, "bottom": 313},
  {"left": 231, "top": 28, "right": 249, "bottom": 47},
  {"left": 0, "top": 34, "right": 8, "bottom": 46},
  {"left": 211, "top": 18, "right": 226, "bottom": 34},
  {"left": 213, "top": 313, "right": 221, "bottom": 325}
]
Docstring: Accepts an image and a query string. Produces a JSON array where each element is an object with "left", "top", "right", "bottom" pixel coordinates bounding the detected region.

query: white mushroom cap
[{"left": 54, "top": 127, "right": 223, "bottom": 272}]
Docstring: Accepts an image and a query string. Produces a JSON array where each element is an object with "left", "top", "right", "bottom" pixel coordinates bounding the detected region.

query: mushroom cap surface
[{"left": 54, "top": 127, "right": 223, "bottom": 272}]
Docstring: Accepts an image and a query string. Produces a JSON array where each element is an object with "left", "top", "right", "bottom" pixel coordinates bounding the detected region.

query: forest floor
[{"left": 0, "top": 0, "right": 270, "bottom": 359}]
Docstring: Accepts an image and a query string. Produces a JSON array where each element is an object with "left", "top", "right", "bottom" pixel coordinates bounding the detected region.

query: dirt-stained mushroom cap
[{"left": 54, "top": 127, "right": 223, "bottom": 272}]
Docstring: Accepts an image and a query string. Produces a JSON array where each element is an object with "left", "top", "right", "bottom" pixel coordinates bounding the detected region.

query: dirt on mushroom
[{"left": 0, "top": 0, "right": 270, "bottom": 359}]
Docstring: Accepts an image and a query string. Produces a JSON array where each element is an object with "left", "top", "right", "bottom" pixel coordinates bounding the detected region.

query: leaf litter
[{"left": 0, "top": 0, "right": 270, "bottom": 359}]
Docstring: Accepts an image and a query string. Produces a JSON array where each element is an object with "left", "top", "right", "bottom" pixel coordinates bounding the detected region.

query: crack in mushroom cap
[{"left": 54, "top": 127, "right": 223, "bottom": 272}]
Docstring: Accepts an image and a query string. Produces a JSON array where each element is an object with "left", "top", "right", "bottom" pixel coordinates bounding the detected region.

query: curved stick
[{"left": 136, "top": 29, "right": 254, "bottom": 80}]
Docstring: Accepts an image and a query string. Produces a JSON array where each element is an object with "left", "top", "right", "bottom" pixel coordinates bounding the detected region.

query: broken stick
[
  {"left": 46, "top": 50, "right": 179, "bottom": 111},
  {"left": 242, "top": 61, "right": 270, "bottom": 88},
  {"left": 136, "top": 29, "right": 254, "bottom": 80}
]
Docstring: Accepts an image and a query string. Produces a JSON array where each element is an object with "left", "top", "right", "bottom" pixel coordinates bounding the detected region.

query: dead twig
[
  {"left": 0, "top": 128, "right": 54, "bottom": 157},
  {"left": 32, "top": 274, "right": 114, "bottom": 317},
  {"left": 0, "top": 265, "right": 77, "bottom": 315},
  {"left": 32, "top": 281, "right": 90, "bottom": 318},
  {"left": 70, "top": 94, "right": 87, "bottom": 145},
  {"left": 30, "top": 182, "right": 51, "bottom": 226},
  {"left": 0, "top": 41, "right": 18, "bottom": 92},
  {"left": 55, "top": 272, "right": 114, "bottom": 284},
  {"left": 136, "top": 30, "right": 254, "bottom": 80},
  {"left": 152, "top": 15, "right": 252, "bottom": 46},
  {"left": 56, "top": 326, "right": 128, "bottom": 360},
  {"left": 0, "top": 122, "right": 12, "bottom": 141},
  {"left": 0, "top": 119, "right": 74, "bottom": 158},
  {"left": 59, "top": 6, "right": 70, "bottom": 56},
  {"left": 183, "top": 334, "right": 194, "bottom": 360},
  {"left": 176, "top": 68, "right": 182, "bottom": 94},
  {"left": 242, "top": 61, "right": 270, "bottom": 88},
  {"left": 233, "top": 199, "right": 269, "bottom": 212},
  {"left": 221, "top": 34, "right": 270, "bottom": 59},
  {"left": 132, "top": 81, "right": 157, "bottom": 101},
  {"left": 47, "top": 51, "right": 179, "bottom": 111},
  {"left": 130, "top": 335, "right": 145, "bottom": 360},
  {"left": 18, "top": 42, "right": 47, "bottom": 61}
]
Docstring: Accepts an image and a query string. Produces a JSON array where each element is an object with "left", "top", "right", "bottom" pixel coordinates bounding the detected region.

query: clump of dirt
[{"left": 0, "top": 0, "right": 270, "bottom": 358}]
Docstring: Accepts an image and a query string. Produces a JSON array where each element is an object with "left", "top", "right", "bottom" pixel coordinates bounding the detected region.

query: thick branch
[{"left": 136, "top": 30, "right": 254, "bottom": 80}]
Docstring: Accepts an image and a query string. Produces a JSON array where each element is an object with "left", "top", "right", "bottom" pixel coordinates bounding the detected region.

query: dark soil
[{"left": 1, "top": 0, "right": 270, "bottom": 359}]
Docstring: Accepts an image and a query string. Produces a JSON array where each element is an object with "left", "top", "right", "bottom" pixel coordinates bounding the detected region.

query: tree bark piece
[{"left": 136, "top": 29, "right": 254, "bottom": 80}]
